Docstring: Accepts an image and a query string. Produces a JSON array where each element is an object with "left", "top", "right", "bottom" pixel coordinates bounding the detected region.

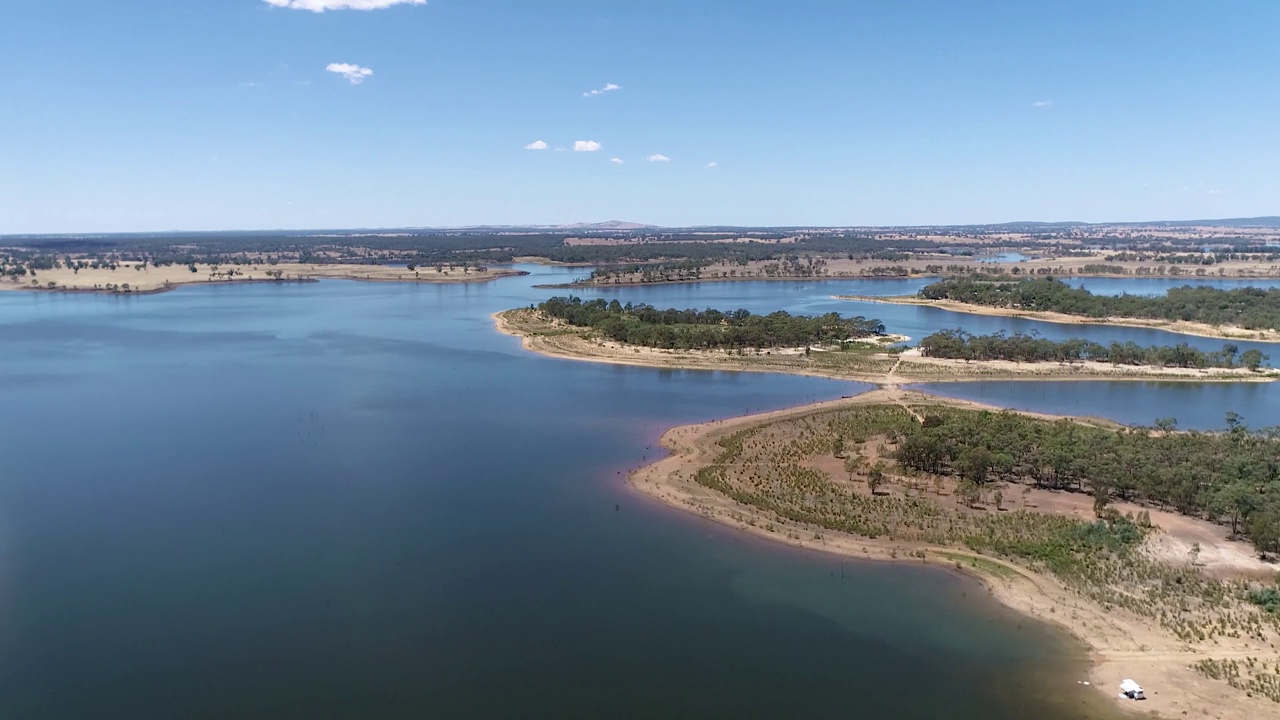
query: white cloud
[
  {"left": 574, "top": 140, "right": 602, "bottom": 152},
  {"left": 583, "top": 82, "right": 621, "bottom": 97},
  {"left": 610, "top": 157, "right": 624, "bottom": 164},
  {"left": 326, "top": 62, "right": 373, "bottom": 84},
  {"left": 646, "top": 154, "right": 671, "bottom": 162},
  {"left": 706, "top": 161, "right": 718, "bottom": 168},
  {"left": 524, "top": 140, "right": 548, "bottom": 150},
  {"left": 265, "top": 0, "right": 426, "bottom": 11},
  {"left": 1032, "top": 100, "right": 1053, "bottom": 108}
]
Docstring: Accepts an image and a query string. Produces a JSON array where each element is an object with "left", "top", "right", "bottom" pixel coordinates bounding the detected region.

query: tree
[
  {"left": 1092, "top": 486, "right": 1111, "bottom": 518},
  {"left": 867, "top": 462, "right": 886, "bottom": 495},
  {"left": 993, "top": 489, "right": 1004, "bottom": 510},
  {"left": 1244, "top": 505, "right": 1280, "bottom": 557},
  {"left": 832, "top": 435, "right": 845, "bottom": 458},
  {"left": 956, "top": 447, "right": 996, "bottom": 485},
  {"left": 1211, "top": 481, "right": 1259, "bottom": 537},
  {"left": 1241, "top": 349, "right": 1266, "bottom": 372}
]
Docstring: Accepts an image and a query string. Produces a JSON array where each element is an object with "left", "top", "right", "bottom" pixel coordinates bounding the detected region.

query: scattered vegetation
[{"left": 1193, "top": 658, "right": 1280, "bottom": 703}]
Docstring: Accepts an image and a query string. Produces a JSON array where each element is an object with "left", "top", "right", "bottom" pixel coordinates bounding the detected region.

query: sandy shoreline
[
  {"left": 839, "top": 294, "right": 1280, "bottom": 344},
  {"left": 493, "top": 309, "right": 1277, "bottom": 384},
  {"left": 626, "top": 388, "right": 1280, "bottom": 720}
]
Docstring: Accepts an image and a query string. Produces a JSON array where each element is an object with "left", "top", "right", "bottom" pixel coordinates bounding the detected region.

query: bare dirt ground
[{"left": 628, "top": 388, "right": 1280, "bottom": 720}]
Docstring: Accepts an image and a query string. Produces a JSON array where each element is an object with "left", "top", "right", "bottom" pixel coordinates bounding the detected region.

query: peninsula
[
  {"left": 495, "top": 304, "right": 1278, "bottom": 384},
  {"left": 628, "top": 388, "right": 1280, "bottom": 720}
]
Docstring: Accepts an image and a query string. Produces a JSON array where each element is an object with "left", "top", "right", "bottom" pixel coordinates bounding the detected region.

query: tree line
[
  {"left": 538, "top": 296, "right": 885, "bottom": 350},
  {"left": 920, "top": 277, "right": 1280, "bottom": 331},
  {"left": 889, "top": 407, "right": 1280, "bottom": 554},
  {"left": 919, "top": 329, "right": 1269, "bottom": 369}
]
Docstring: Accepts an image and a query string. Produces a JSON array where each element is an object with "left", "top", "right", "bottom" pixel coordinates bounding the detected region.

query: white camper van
[{"left": 1119, "top": 679, "right": 1145, "bottom": 700}]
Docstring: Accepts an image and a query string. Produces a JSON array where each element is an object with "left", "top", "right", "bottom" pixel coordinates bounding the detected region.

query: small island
[
  {"left": 495, "top": 299, "right": 1277, "bottom": 383},
  {"left": 630, "top": 388, "right": 1280, "bottom": 718},
  {"left": 841, "top": 277, "right": 1280, "bottom": 343}
]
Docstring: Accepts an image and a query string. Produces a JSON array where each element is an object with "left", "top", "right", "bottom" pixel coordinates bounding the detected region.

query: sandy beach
[
  {"left": 0, "top": 262, "right": 527, "bottom": 295},
  {"left": 839, "top": 295, "right": 1280, "bottom": 344},
  {"left": 628, "top": 388, "right": 1280, "bottom": 720}
]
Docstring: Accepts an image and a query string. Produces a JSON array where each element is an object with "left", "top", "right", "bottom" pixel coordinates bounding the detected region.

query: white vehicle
[{"left": 1119, "top": 679, "right": 1146, "bottom": 700}]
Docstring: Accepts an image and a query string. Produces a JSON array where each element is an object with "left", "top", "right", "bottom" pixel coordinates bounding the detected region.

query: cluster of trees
[
  {"left": 1106, "top": 251, "right": 1280, "bottom": 265},
  {"left": 891, "top": 408, "right": 1280, "bottom": 554},
  {"left": 921, "top": 277, "right": 1280, "bottom": 331},
  {"left": 538, "top": 296, "right": 885, "bottom": 350},
  {"left": 918, "top": 329, "right": 1269, "bottom": 369}
]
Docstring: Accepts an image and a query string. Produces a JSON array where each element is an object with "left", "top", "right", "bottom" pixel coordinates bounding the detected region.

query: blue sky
[{"left": 2, "top": 0, "right": 1278, "bottom": 232}]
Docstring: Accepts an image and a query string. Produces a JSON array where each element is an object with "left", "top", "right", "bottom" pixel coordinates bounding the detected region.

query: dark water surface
[{"left": 0, "top": 265, "right": 1247, "bottom": 719}]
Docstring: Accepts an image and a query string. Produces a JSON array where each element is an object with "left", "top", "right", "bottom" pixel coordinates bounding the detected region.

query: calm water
[{"left": 3, "top": 265, "right": 1261, "bottom": 719}]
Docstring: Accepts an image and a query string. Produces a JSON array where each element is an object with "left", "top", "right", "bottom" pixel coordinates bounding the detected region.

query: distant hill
[
  {"left": 559, "top": 220, "right": 654, "bottom": 231},
  {"left": 1137, "top": 217, "right": 1280, "bottom": 228}
]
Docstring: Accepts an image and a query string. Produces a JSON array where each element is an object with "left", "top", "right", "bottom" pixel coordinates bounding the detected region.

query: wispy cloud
[
  {"left": 326, "top": 62, "right": 373, "bottom": 84},
  {"left": 1032, "top": 100, "right": 1053, "bottom": 108},
  {"left": 265, "top": 0, "right": 426, "bottom": 11},
  {"left": 610, "top": 157, "right": 624, "bottom": 164},
  {"left": 524, "top": 140, "right": 548, "bottom": 150},
  {"left": 1184, "top": 184, "right": 1229, "bottom": 196},
  {"left": 706, "top": 161, "right": 718, "bottom": 168},
  {"left": 583, "top": 82, "right": 621, "bottom": 97},
  {"left": 646, "top": 154, "right": 671, "bottom": 163},
  {"left": 574, "top": 140, "right": 602, "bottom": 152}
]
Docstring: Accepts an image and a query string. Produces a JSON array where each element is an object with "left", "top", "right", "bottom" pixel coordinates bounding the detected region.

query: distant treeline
[
  {"left": 6, "top": 232, "right": 995, "bottom": 268},
  {"left": 538, "top": 296, "right": 884, "bottom": 350},
  {"left": 919, "top": 329, "right": 1269, "bottom": 370},
  {"left": 920, "top": 277, "right": 1280, "bottom": 331},
  {"left": 889, "top": 406, "right": 1280, "bottom": 554}
]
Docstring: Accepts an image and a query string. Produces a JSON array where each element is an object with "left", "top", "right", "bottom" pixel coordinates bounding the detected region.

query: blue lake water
[{"left": 3, "top": 265, "right": 1269, "bottom": 718}]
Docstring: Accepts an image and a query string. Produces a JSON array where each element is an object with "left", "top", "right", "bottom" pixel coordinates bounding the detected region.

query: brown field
[{"left": 0, "top": 262, "right": 525, "bottom": 294}]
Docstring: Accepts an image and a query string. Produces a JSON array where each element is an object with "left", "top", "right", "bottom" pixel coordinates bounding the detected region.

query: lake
[{"left": 3, "top": 265, "right": 1267, "bottom": 718}]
